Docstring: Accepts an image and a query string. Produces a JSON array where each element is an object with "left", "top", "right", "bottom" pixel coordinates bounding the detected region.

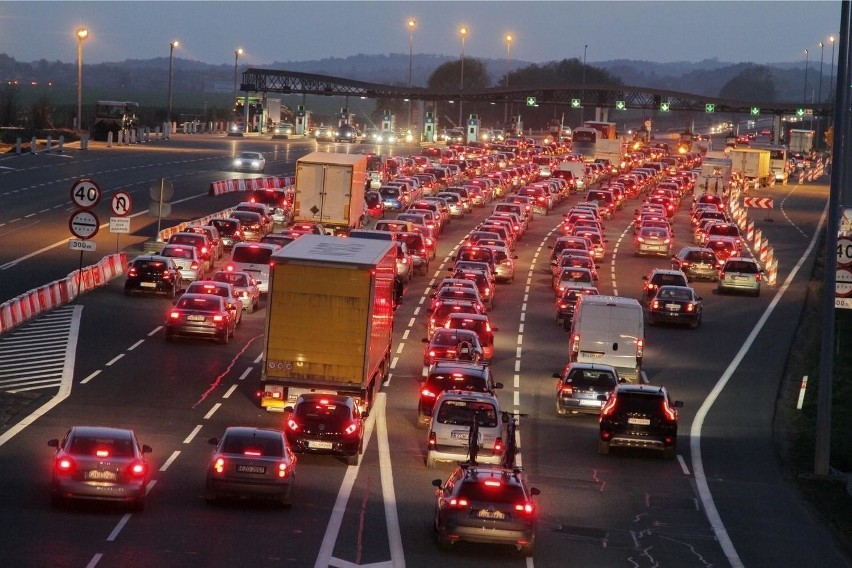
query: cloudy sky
[{"left": 0, "top": 1, "right": 841, "bottom": 67}]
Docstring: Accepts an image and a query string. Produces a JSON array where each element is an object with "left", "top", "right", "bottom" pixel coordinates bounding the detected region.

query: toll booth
[
  {"left": 295, "top": 105, "right": 311, "bottom": 136},
  {"left": 466, "top": 114, "right": 480, "bottom": 144},
  {"left": 423, "top": 111, "right": 436, "bottom": 143},
  {"left": 381, "top": 110, "right": 395, "bottom": 132},
  {"left": 337, "top": 107, "right": 354, "bottom": 127}
]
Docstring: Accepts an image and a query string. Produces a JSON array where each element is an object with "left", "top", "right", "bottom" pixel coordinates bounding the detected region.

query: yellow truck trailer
[{"left": 260, "top": 234, "right": 395, "bottom": 412}]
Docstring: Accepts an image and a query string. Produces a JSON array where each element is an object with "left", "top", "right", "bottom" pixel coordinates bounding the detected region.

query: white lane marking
[
  {"left": 254, "top": 352, "right": 263, "bottom": 364},
  {"left": 85, "top": 553, "right": 102, "bottom": 568},
  {"left": 127, "top": 339, "right": 144, "bottom": 351},
  {"left": 677, "top": 454, "right": 690, "bottom": 475},
  {"left": 159, "top": 450, "right": 181, "bottom": 472},
  {"left": 223, "top": 384, "right": 238, "bottom": 398},
  {"left": 106, "top": 514, "right": 131, "bottom": 542},
  {"left": 204, "top": 403, "right": 221, "bottom": 419},
  {"left": 395, "top": 343, "right": 405, "bottom": 354},
  {"left": 105, "top": 354, "right": 124, "bottom": 366},
  {"left": 377, "top": 393, "right": 405, "bottom": 567},
  {"left": 183, "top": 425, "right": 203, "bottom": 444},
  {"left": 412, "top": 307, "right": 420, "bottom": 316},
  {"left": 402, "top": 329, "right": 410, "bottom": 340},
  {"left": 390, "top": 356, "right": 399, "bottom": 370},
  {"left": 407, "top": 317, "right": 416, "bottom": 328},
  {"left": 237, "top": 367, "right": 252, "bottom": 381},
  {"left": 147, "top": 326, "right": 162, "bottom": 337},
  {"left": 690, "top": 199, "right": 827, "bottom": 568},
  {"left": 81, "top": 370, "right": 101, "bottom": 384}
]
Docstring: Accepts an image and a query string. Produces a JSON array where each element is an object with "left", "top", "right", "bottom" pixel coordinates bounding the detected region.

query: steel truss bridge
[{"left": 240, "top": 68, "right": 832, "bottom": 117}]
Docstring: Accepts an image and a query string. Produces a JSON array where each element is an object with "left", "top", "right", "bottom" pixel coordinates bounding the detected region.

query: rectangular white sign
[
  {"left": 109, "top": 217, "right": 131, "bottom": 234},
  {"left": 835, "top": 298, "right": 852, "bottom": 310},
  {"left": 69, "top": 239, "right": 97, "bottom": 251}
]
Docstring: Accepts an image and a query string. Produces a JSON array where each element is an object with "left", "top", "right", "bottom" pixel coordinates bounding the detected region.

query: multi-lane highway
[{"left": 0, "top": 135, "right": 848, "bottom": 568}]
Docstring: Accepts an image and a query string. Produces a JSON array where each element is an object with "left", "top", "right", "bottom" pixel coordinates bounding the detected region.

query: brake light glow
[
  {"left": 637, "top": 338, "right": 644, "bottom": 358},
  {"left": 484, "top": 480, "right": 502, "bottom": 487},
  {"left": 213, "top": 457, "right": 225, "bottom": 473},
  {"left": 344, "top": 422, "right": 358, "bottom": 436},
  {"left": 56, "top": 457, "right": 75, "bottom": 473},
  {"left": 570, "top": 333, "right": 580, "bottom": 355},
  {"left": 286, "top": 418, "right": 299, "bottom": 431},
  {"left": 213, "top": 315, "right": 225, "bottom": 322},
  {"left": 449, "top": 498, "right": 469, "bottom": 508},
  {"left": 169, "top": 311, "right": 180, "bottom": 319},
  {"left": 515, "top": 502, "right": 535, "bottom": 514},
  {"left": 128, "top": 461, "right": 147, "bottom": 477},
  {"left": 96, "top": 449, "right": 110, "bottom": 458},
  {"left": 600, "top": 396, "right": 617, "bottom": 417},
  {"left": 421, "top": 388, "right": 437, "bottom": 398},
  {"left": 662, "top": 399, "right": 677, "bottom": 421}
]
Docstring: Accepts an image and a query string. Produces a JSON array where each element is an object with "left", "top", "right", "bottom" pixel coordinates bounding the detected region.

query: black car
[
  {"left": 210, "top": 218, "right": 243, "bottom": 249},
  {"left": 124, "top": 255, "right": 184, "bottom": 298},
  {"left": 648, "top": 285, "right": 703, "bottom": 328},
  {"left": 432, "top": 464, "right": 541, "bottom": 556},
  {"left": 555, "top": 286, "right": 599, "bottom": 329},
  {"left": 335, "top": 124, "right": 360, "bottom": 143},
  {"left": 165, "top": 293, "right": 235, "bottom": 344},
  {"left": 285, "top": 394, "right": 367, "bottom": 466},
  {"left": 417, "top": 361, "right": 502, "bottom": 428},
  {"left": 598, "top": 384, "right": 683, "bottom": 459}
]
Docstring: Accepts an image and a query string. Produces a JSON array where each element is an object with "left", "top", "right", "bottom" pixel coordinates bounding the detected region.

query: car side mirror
[
  {"left": 142, "top": 445, "right": 153, "bottom": 454},
  {"left": 48, "top": 439, "right": 59, "bottom": 448},
  {"left": 642, "top": 275, "right": 649, "bottom": 281},
  {"left": 416, "top": 375, "right": 425, "bottom": 382},
  {"left": 673, "top": 400, "right": 684, "bottom": 408},
  {"left": 493, "top": 382, "right": 504, "bottom": 390},
  {"left": 597, "top": 394, "right": 608, "bottom": 401},
  {"left": 208, "top": 437, "right": 219, "bottom": 446},
  {"left": 697, "top": 296, "right": 703, "bottom": 301},
  {"left": 530, "top": 487, "right": 542, "bottom": 496},
  {"left": 432, "top": 479, "right": 443, "bottom": 488},
  {"left": 552, "top": 372, "right": 561, "bottom": 379}
]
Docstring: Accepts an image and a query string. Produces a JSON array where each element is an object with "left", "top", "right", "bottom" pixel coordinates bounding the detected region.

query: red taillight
[
  {"left": 127, "top": 461, "right": 147, "bottom": 478},
  {"left": 55, "top": 457, "right": 75, "bottom": 474},
  {"left": 662, "top": 399, "right": 677, "bottom": 421},
  {"left": 191, "top": 261, "right": 199, "bottom": 270},
  {"left": 515, "top": 502, "right": 535, "bottom": 514},
  {"left": 637, "top": 338, "right": 644, "bottom": 359},
  {"left": 600, "top": 396, "right": 617, "bottom": 417},
  {"left": 560, "top": 384, "right": 573, "bottom": 397},
  {"left": 169, "top": 311, "right": 180, "bottom": 319},
  {"left": 686, "top": 303, "right": 695, "bottom": 312},
  {"left": 162, "top": 271, "right": 171, "bottom": 279},
  {"left": 421, "top": 388, "right": 437, "bottom": 398},
  {"left": 449, "top": 498, "right": 469, "bottom": 508},
  {"left": 755, "top": 272, "right": 762, "bottom": 281},
  {"left": 128, "top": 267, "right": 138, "bottom": 277},
  {"left": 570, "top": 333, "right": 580, "bottom": 355},
  {"left": 493, "top": 437, "right": 504, "bottom": 454},
  {"left": 344, "top": 422, "right": 358, "bottom": 436},
  {"left": 213, "top": 457, "right": 225, "bottom": 473},
  {"left": 651, "top": 300, "right": 660, "bottom": 310},
  {"left": 213, "top": 314, "right": 225, "bottom": 322},
  {"left": 286, "top": 418, "right": 299, "bottom": 432},
  {"left": 428, "top": 432, "right": 437, "bottom": 448},
  {"left": 277, "top": 462, "right": 288, "bottom": 478}
]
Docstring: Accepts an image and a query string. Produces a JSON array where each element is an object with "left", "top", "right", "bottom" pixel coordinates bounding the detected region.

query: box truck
[
  {"left": 728, "top": 148, "right": 772, "bottom": 188},
  {"left": 293, "top": 152, "right": 368, "bottom": 234}
]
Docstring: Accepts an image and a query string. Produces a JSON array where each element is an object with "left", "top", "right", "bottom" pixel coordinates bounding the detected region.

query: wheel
[
  {"left": 204, "top": 485, "right": 218, "bottom": 504},
  {"left": 246, "top": 302, "right": 254, "bottom": 315},
  {"left": 598, "top": 439, "right": 610, "bottom": 455},
  {"left": 648, "top": 318, "right": 656, "bottom": 327},
  {"left": 165, "top": 330, "right": 176, "bottom": 342},
  {"left": 753, "top": 288, "right": 761, "bottom": 297},
  {"left": 416, "top": 410, "right": 430, "bottom": 429},
  {"left": 50, "top": 492, "right": 64, "bottom": 509},
  {"left": 218, "top": 329, "right": 229, "bottom": 345},
  {"left": 280, "top": 485, "right": 293, "bottom": 508},
  {"left": 691, "top": 316, "right": 700, "bottom": 329},
  {"left": 518, "top": 544, "right": 535, "bottom": 557},
  {"left": 556, "top": 401, "right": 566, "bottom": 416},
  {"left": 436, "top": 533, "right": 452, "bottom": 551},
  {"left": 426, "top": 452, "right": 437, "bottom": 468},
  {"left": 346, "top": 451, "right": 360, "bottom": 466}
]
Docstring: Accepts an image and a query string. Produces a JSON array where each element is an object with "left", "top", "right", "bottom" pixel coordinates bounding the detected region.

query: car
[
  {"left": 165, "top": 293, "right": 236, "bottom": 344},
  {"left": 123, "top": 254, "right": 184, "bottom": 298},
  {"left": 159, "top": 244, "right": 204, "bottom": 282},
  {"left": 233, "top": 151, "right": 266, "bottom": 172},
  {"left": 285, "top": 394, "right": 367, "bottom": 466},
  {"left": 209, "top": 217, "right": 244, "bottom": 250},
  {"left": 555, "top": 286, "right": 599, "bottom": 329},
  {"left": 260, "top": 232, "right": 296, "bottom": 249},
  {"left": 706, "top": 236, "right": 742, "bottom": 263},
  {"left": 430, "top": 286, "right": 485, "bottom": 314},
  {"left": 671, "top": 246, "right": 721, "bottom": 282},
  {"left": 397, "top": 231, "right": 430, "bottom": 276},
  {"left": 234, "top": 202, "right": 273, "bottom": 229},
  {"left": 184, "top": 280, "right": 244, "bottom": 326},
  {"left": 167, "top": 231, "right": 214, "bottom": 271},
  {"left": 431, "top": 463, "right": 541, "bottom": 556},
  {"left": 248, "top": 188, "right": 293, "bottom": 225},
  {"left": 422, "top": 328, "right": 484, "bottom": 376},
  {"left": 417, "top": 360, "right": 502, "bottom": 428},
  {"left": 186, "top": 225, "right": 224, "bottom": 261},
  {"left": 426, "top": 390, "right": 507, "bottom": 467},
  {"left": 449, "top": 268, "right": 496, "bottom": 311},
  {"left": 553, "top": 267, "right": 596, "bottom": 296},
  {"left": 442, "top": 312, "right": 498, "bottom": 361},
  {"left": 598, "top": 383, "right": 683, "bottom": 459},
  {"left": 648, "top": 285, "right": 703, "bottom": 328},
  {"left": 485, "top": 245, "right": 517, "bottom": 284},
  {"left": 427, "top": 298, "right": 486, "bottom": 338},
  {"left": 210, "top": 269, "right": 261, "bottom": 314},
  {"left": 48, "top": 426, "right": 152, "bottom": 511},
  {"left": 271, "top": 122, "right": 295, "bottom": 139},
  {"left": 633, "top": 226, "right": 673, "bottom": 257},
  {"left": 549, "top": 236, "right": 591, "bottom": 266},
  {"left": 313, "top": 125, "right": 337, "bottom": 141},
  {"left": 641, "top": 268, "right": 688, "bottom": 303},
  {"left": 717, "top": 256, "right": 763, "bottom": 296},
  {"left": 553, "top": 362, "right": 621, "bottom": 416},
  {"left": 226, "top": 242, "right": 279, "bottom": 293},
  {"left": 335, "top": 124, "right": 360, "bottom": 143},
  {"left": 229, "top": 210, "right": 267, "bottom": 242},
  {"left": 205, "top": 427, "right": 296, "bottom": 506}
]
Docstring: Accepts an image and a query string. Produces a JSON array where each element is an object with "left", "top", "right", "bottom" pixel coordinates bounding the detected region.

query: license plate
[
  {"left": 666, "top": 303, "right": 681, "bottom": 311},
  {"left": 579, "top": 399, "right": 602, "bottom": 407},
  {"left": 308, "top": 440, "right": 333, "bottom": 450},
  {"left": 236, "top": 465, "right": 266, "bottom": 474},
  {"left": 187, "top": 315, "right": 206, "bottom": 321},
  {"left": 451, "top": 431, "right": 470, "bottom": 440},
  {"left": 87, "top": 470, "right": 116, "bottom": 481},
  {"left": 140, "top": 282, "right": 156, "bottom": 288},
  {"left": 580, "top": 351, "right": 604, "bottom": 360},
  {"left": 628, "top": 417, "right": 651, "bottom": 426},
  {"left": 477, "top": 509, "right": 506, "bottom": 520}
]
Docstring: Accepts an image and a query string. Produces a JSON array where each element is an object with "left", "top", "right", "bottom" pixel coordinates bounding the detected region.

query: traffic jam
[{"left": 48, "top": 128, "right": 769, "bottom": 559}]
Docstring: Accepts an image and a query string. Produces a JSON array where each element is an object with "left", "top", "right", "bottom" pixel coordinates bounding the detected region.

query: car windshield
[
  {"left": 232, "top": 247, "right": 273, "bottom": 264},
  {"left": 435, "top": 400, "right": 498, "bottom": 427}
]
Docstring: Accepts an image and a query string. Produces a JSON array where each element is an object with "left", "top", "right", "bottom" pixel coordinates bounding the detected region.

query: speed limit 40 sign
[
  {"left": 837, "top": 237, "right": 852, "bottom": 267},
  {"left": 70, "top": 178, "right": 102, "bottom": 209}
]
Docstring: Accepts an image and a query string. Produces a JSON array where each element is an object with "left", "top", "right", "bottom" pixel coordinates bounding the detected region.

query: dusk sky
[{"left": 0, "top": 1, "right": 841, "bottom": 68}]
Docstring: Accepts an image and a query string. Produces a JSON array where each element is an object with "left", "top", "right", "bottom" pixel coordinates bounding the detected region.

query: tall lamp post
[
  {"left": 75, "top": 27, "right": 88, "bottom": 132},
  {"left": 232, "top": 48, "right": 243, "bottom": 121},
  {"left": 407, "top": 18, "right": 416, "bottom": 131},
  {"left": 167, "top": 40, "right": 179, "bottom": 125},
  {"left": 581, "top": 44, "right": 588, "bottom": 124},
  {"left": 829, "top": 35, "right": 836, "bottom": 102},
  {"left": 802, "top": 48, "right": 810, "bottom": 108},
  {"left": 459, "top": 26, "right": 467, "bottom": 127},
  {"left": 504, "top": 34, "right": 513, "bottom": 125}
]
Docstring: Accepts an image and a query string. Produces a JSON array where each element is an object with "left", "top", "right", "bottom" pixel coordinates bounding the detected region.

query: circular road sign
[
  {"left": 838, "top": 237, "right": 852, "bottom": 268},
  {"left": 70, "top": 178, "right": 102, "bottom": 209},
  {"left": 836, "top": 268, "right": 852, "bottom": 298},
  {"left": 149, "top": 178, "right": 175, "bottom": 202},
  {"left": 111, "top": 191, "right": 133, "bottom": 217},
  {"left": 69, "top": 210, "right": 100, "bottom": 239}
]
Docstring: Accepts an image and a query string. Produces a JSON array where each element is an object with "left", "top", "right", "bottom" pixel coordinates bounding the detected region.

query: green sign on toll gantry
[
  {"left": 705, "top": 103, "right": 715, "bottom": 113},
  {"left": 796, "top": 108, "right": 805, "bottom": 117},
  {"left": 751, "top": 107, "right": 760, "bottom": 116},
  {"left": 660, "top": 102, "right": 670, "bottom": 112},
  {"left": 571, "top": 99, "right": 582, "bottom": 108},
  {"left": 526, "top": 96, "right": 537, "bottom": 107},
  {"left": 615, "top": 101, "right": 626, "bottom": 110}
]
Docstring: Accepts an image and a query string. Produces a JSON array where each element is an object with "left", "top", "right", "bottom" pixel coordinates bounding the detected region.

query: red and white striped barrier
[
  {"left": 766, "top": 258, "right": 779, "bottom": 286},
  {"left": 746, "top": 220, "right": 755, "bottom": 243},
  {"left": 209, "top": 176, "right": 295, "bottom": 196},
  {"left": 753, "top": 228, "right": 763, "bottom": 252},
  {"left": 743, "top": 197, "right": 774, "bottom": 209}
]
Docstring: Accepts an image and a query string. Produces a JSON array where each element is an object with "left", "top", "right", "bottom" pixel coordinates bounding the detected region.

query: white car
[{"left": 234, "top": 151, "right": 265, "bottom": 173}]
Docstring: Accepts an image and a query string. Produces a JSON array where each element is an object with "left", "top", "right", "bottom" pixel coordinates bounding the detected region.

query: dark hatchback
[
  {"left": 598, "top": 384, "right": 683, "bottom": 459},
  {"left": 124, "top": 255, "right": 184, "bottom": 298},
  {"left": 285, "top": 394, "right": 367, "bottom": 466},
  {"left": 417, "top": 361, "right": 502, "bottom": 428}
]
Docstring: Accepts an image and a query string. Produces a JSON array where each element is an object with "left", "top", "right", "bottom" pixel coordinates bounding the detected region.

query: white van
[
  {"left": 569, "top": 295, "right": 644, "bottom": 383},
  {"left": 227, "top": 242, "right": 279, "bottom": 293}
]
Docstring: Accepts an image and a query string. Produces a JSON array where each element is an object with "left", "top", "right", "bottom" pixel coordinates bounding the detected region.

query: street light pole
[
  {"left": 818, "top": 41, "right": 825, "bottom": 104},
  {"left": 829, "top": 35, "right": 836, "bottom": 102},
  {"left": 581, "top": 44, "right": 588, "bottom": 124},
  {"left": 802, "top": 48, "right": 810, "bottom": 108},
  {"left": 167, "top": 40, "right": 179, "bottom": 125},
  {"left": 232, "top": 48, "right": 243, "bottom": 122},
  {"left": 75, "top": 27, "right": 88, "bottom": 132},
  {"left": 504, "top": 34, "right": 513, "bottom": 125},
  {"left": 407, "top": 18, "right": 416, "bottom": 131},
  {"left": 459, "top": 26, "right": 467, "bottom": 127}
]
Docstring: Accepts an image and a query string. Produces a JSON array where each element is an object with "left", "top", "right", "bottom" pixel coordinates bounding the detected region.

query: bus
[
  {"left": 582, "top": 121, "right": 617, "bottom": 140},
  {"left": 92, "top": 101, "right": 139, "bottom": 141},
  {"left": 571, "top": 127, "right": 598, "bottom": 159}
]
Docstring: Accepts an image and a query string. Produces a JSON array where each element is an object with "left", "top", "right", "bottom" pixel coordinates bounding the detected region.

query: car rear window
[
  {"left": 135, "top": 260, "right": 167, "bottom": 271},
  {"left": 686, "top": 251, "right": 717, "bottom": 263},
  {"left": 725, "top": 261, "right": 758, "bottom": 273},
  {"left": 169, "top": 234, "right": 204, "bottom": 246},
  {"left": 294, "top": 401, "right": 351, "bottom": 422},
  {"left": 232, "top": 246, "right": 274, "bottom": 264},
  {"left": 176, "top": 296, "right": 221, "bottom": 311},
  {"left": 232, "top": 212, "right": 261, "bottom": 225},
  {"left": 426, "top": 370, "right": 487, "bottom": 392},
  {"left": 435, "top": 399, "right": 497, "bottom": 427},
  {"left": 212, "top": 272, "right": 249, "bottom": 287},
  {"left": 652, "top": 273, "right": 687, "bottom": 286},
  {"left": 211, "top": 219, "right": 239, "bottom": 233},
  {"left": 614, "top": 392, "right": 666, "bottom": 415},
  {"left": 70, "top": 435, "right": 134, "bottom": 457},
  {"left": 222, "top": 433, "right": 283, "bottom": 456},
  {"left": 565, "top": 369, "right": 618, "bottom": 389},
  {"left": 458, "top": 481, "right": 525, "bottom": 503}
]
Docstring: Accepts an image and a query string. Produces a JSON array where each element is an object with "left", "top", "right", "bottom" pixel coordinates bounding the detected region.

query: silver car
[
  {"left": 160, "top": 243, "right": 204, "bottom": 281},
  {"left": 426, "top": 390, "right": 506, "bottom": 468},
  {"left": 211, "top": 270, "right": 261, "bottom": 313},
  {"left": 48, "top": 426, "right": 152, "bottom": 510},
  {"left": 484, "top": 245, "right": 517, "bottom": 284},
  {"left": 717, "top": 257, "right": 763, "bottom": 296},
  {"left": 234, "top": 151, "right": 265, "bottom": 172}
]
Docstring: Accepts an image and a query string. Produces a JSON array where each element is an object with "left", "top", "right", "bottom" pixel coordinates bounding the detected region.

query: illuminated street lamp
[
  {"left": 817, "top": 41, "right": 824, "bottom": 105},
  {"left": 802, "top": 48, "right": 809, "bottom": 109},
  {"left": 829, "top": 35, "right": 836, "bottom": 101},
  {"left": 75, "top": 27, "right": 89, "bottom": 132},
  {"left": 459, "top": 26, "right": 467, "bottom": 126},
  {"left": 233, "top": 47, "right": 244, "bottom": 119},
  {"left": 167, "top": 40, "right": 179, "bottom": 124},
  {"left": 581, "top": 44, "right": 588, "bottom": 123},
  {"left": 407, "top": 18, "right": 416, "bottom": 130},
  {"left": 504, "top": 34, "right": 513, "bottom": 124}
]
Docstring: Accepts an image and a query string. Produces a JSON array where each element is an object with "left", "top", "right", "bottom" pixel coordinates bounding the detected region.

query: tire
[
  {"left": 246, "top": 302, "right": 254, "bottom": 315},
  {"left": 416, "top": 410, "right": 430, "bottom": 429},
  {"left": 204, "top": 486, "right": 218, "bottom": 504},
  {"left": 123, "top": 287, "right": 132, "bottom": 297},
  {"left": 691, "top": 316, "right": 700, "bottom": 329},
  {"left": 219, "top": 329, "right": 229, "bottom": 345},
  {"left": 437, "top": 533, "right": 452, "bottom": 551},
  {"left": 518, "top": 544, "right": 535, "bottom": 557},
  {"left": 50, "top": 493, "right": 64, "bottom": 509},
  {"left": 346, "top": 452, "right": 360, "bottom": 467},
  {"left": 165, "top": 330, "right": 176, "bottom": 342},
  {"left": 280, "top": 485, "right": 293, "bottom": 508},
  {"left": 598, "top": 439, "right": 610, "bottom": 455},
  {"left": 556, "top": 401, "right": 566, "bottom": 416},
  {"left": 168, "top": 285, "right": 176, "bottom": 300},
  {"left": 426, "top": 452, "right": 437, "bottom": 468}
]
